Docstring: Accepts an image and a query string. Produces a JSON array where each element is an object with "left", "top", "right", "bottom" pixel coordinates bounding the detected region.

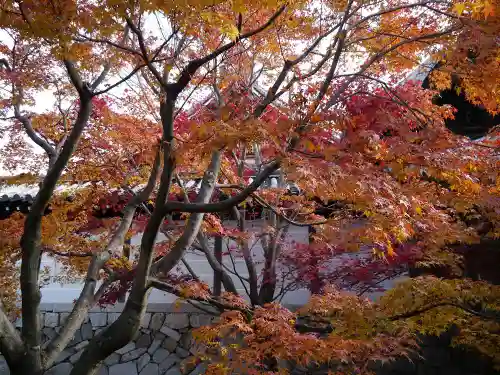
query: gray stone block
[
  {"left": 43, "top": 327, "right": 57, "bottom": 340},
  {"left": 160, "top": 326, "right": 181, "bottom": 341},
  {"left": 68, "top": 329, "right": 83, "bottom": 347},
  {"left": 179, "top": 332, "right": 192, "bottom": 349},
  {"left": 164, "top": 314, "right": 189, "bottom": 330},
  {"left": 189, "top": 314, "right": 213, "bottom": 328},
  {"left": 98, "top": 366, "right": 109, "bottom": 375},
  {"left": 104, "top": 353, "right": 120, "bottom": 366},
  {"left": 136, "top": 333, "right": 152, "bottom": 348},
  {"left": 139, "top": 363, "right": 159, "bottom": 375},
  {"left": 116, "top": 342, "right": 136, "bottom": 355},
  {"left": 81, "top": 322, "right": 93, "bottom": 340},
  {"left": 60, "top": 312, "right": 70, "bottom": 325},
  {"left": 109, "top": 362, "right": 138, "bottom": 375},
  {"left": 152, "top": 348, "right": 170, "bottom": 363},
  {"left": 162, "top": 337, "right": 178, "bottom": 352},
  {"left": 45, "top": 312, "right": 60, "bottom": 327},
  {"left": 159, "top": 354, "right": 180, "bottom": 373},
  {"left": 150, "top": 313, "right": 165, "bottom": 330},
  {"left": 45, "top": 362, "right": 73, "bottom": 375},
  {"left": 107, "top": 313, "right": 121, "bottom": 324},
  {"left": 90, "top": 313, "right": 108, "bottom": 328},
  {"left": 175, "top": 347, "right": 189, "bottom": 359},
  {"left": 0, "top": 356, "right": 9, "bottom": 375},
  {"left": 165, "top": 366, "right": 182, "bottom": 375},
  {"left": 51, "top": 303, "right": 74, "bottom": 313},
  {"left": 138, "top": 353, "right": 151, "bottom": 372},
  {"left": 55, "top": 349, "right": 74, "bottom": 364},
  {"left": 121, "top": 348, "right": 147, "bottom": 362},
  {"left": 69, "top": 349, "right": 84, "bottom": 364},
  {"left": 141, "top": 313, "right": 151, "bottom": 328},
  {"left": 188, "top": 363, "right": 208, "bottom": 375},
  {"left": 148, "top": 339, "right": 163, "bottom": 355},
  {"left": 74, "top": 340, "right": 89, "bottom": 350},
  {"left": 154, "top": 332, "right": 166, "bottom": 341}
]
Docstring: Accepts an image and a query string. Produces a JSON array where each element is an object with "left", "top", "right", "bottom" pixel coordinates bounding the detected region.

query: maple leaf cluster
[{"left": 0, "top": 0, "right": 498, "bottom": 373}]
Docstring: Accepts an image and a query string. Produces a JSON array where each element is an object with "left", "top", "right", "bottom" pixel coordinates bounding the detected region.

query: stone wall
[
  {"left": 1, "top": 305, "right": 498, "bottom": 375},
  {"left": 1, "top": 304, "right": 216, "bottom": 375}
]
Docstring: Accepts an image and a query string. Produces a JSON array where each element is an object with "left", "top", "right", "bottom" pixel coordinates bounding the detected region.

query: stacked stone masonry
[
  {"left": 0, "top": 305, "right": 498, "bottom": 375},
  {"left": 0, "top": 305, "right": 215, "bottom": 375}
]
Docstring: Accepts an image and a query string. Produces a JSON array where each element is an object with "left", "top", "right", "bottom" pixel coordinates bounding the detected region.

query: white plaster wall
[
  {"left": 39, "top": 220, "right": 313, "bottom": 305},
  {"left": 38, "top": 219, "right": 407, "bottom": 305}
]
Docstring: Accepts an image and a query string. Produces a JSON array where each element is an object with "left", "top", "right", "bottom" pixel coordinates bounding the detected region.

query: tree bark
[
  {"left": 69, "top": 90, "right": 178, "bottom": 375},
  {"left": 152, "top": 151, "right": 222, "bottom": 275},
  {"left": 198, "top": 232, "right": 238, "bottom": 295},
  {"left": 19, "top": 62, "right": 92, "bottom": 373},
  {"left": 213, "top": 235, "right": 223, "bottom": 296},
  {"left": 0, "top": 301, "right": 25, "bottom": 372},
  {"left": 43, "top": 148, "right": 161, "bottom": 368}
]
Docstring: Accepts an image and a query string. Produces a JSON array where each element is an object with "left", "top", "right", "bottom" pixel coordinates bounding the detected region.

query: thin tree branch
[
  {"left": 170, "top": 4, "right": 287, "bottom": 97},
  {"left": 162, "top": 160, "right": 280, "bottom": 214},
  {"left": 91, "top": 25, "right": 131, "bottom": 90},
  {"left": 44, "top": 145, "right": 161, "bottom": 367},
  {"left": 388, "top": 302, "right": 500, "bottom": 322},
  {"left": 148, "top": 277, "right": 251, "bottom": 315},
  {"left": 0, "top": 300, "right": 24, "bottom": 369},
  {"left": 153, "top": 151, "right": 222, "bottom": 275}
]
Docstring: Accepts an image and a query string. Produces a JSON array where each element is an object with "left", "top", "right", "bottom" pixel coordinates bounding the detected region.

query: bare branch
[
  {"left": 181, "top": 257, "right": 200, "bottom": 281},
  {"left": 125, "top": 17, "right": 165, "bottom": 85},
  {"left": 162, "top": 160, "right": 280, "bottom": 214},
  {"left": 148, "top": 277, "right": 251, "bottom": 315},
  {"left": 43, "top": 145, "right": 162, "bottom": 367},
  {"left": 93, "top": 63, "right": 146, "bottom": 96},
  {"left": 0, "top": 300, "right": 24, "bottom": 369},
  {"left": 153, "top": 151, "right": 222, "bottom": 275},
  {"left": 44, "top": 250, "right": 93, "bottom": 258},
  {"left": 91, "top": 25, "right": 131, "bottom": 90},
  {"left": 170, "top": 5, "right": 287, "bottom": 97},
  {"left": 231, "top": 206, "right": 259, "bottom": 305},
  {"left": 75, "top": 33, "right": 140, "bottom": 57},
  {"left": 13, "top": 111, "right": 57, "bottom": 163},
  {"left": 63, "top": 60, "right": 87, "bottom": 97},
  {"left": 324, "top": 26, "right": 459, "bottom": 108},
  {"left": 197, "top": 232, "right": 239, "bottom": 294},
  {"left": 388, "top": 302, "right": 500, "bottom": 322}
]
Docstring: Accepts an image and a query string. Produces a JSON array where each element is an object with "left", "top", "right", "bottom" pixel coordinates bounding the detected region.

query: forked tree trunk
[
  {"left": 69, "top": 303, "right": 146, "bottom": 375},
  {"left": 6, "top": 353, "right": 44, "bottom": 375}
]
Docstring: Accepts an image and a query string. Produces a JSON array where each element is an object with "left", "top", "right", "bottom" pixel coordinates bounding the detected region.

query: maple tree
[{"left": 0, "top": 0, "right": 499, "bottom": 374}]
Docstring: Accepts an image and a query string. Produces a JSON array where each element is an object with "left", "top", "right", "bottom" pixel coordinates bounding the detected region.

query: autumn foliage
[{"left": 0, "top": 0, "right": 499, "bottom": 374}]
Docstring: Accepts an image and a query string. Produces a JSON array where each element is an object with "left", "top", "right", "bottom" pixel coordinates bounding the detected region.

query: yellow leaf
[
  {"left": 387, "top": 240, "right": 395, "bottom": 257},
  {"left": 221, "top": 24, "right": 240, "bottom": 40},
  {"left": 453, "top": 3, "right": 465, "bottom": 15},
  {"left": 232, "top": 0, "right": 246, "bottom": 13}
]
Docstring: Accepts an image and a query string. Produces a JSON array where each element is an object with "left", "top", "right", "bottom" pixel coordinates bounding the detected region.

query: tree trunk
[
  {"left": 8, "top": 356, "right": 44, "bottom": 375},
  {"left": 69, "top": 294, "right": 148, "bottom": 375}
]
